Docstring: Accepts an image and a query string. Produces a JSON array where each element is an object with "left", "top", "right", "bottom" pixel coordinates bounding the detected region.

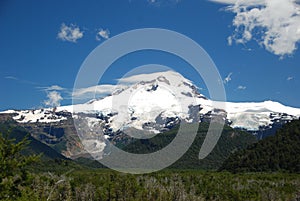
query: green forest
[
  {"left": 1, "top": 120, "right": 300, "bottom": 200},
  {"left": 221, "top": 120, "right": 300, "bottom": 173}
]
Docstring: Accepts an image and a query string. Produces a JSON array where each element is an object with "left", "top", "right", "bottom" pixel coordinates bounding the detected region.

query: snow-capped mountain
[
  {"left": 2, "top": 71, "right": 300, "bottom": 137},
  {"left": 2, "top": 70, "right": 300, "bottom": 158}
]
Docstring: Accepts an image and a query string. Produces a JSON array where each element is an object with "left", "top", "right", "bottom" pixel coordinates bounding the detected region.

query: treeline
[
  {"left": 221, "top": 119, "right": 300, "bottom": 173},
  {"left": 123, "top": 123, "right": 257, "bottom": 170}
]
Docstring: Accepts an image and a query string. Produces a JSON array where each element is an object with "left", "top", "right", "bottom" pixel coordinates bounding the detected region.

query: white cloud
[
  {"left": 211, "top": 0, "right": 300, "bottom": 56},
  {"left": 211, "top": 0, "right": 263, "bottom": 5},
  {"left": 44, "top": 91, "right": 63, "bottom": 107},
  {"left": 223, "top": 72, "right": 233, "bottom": 84},
  {"left": 237, "top": 85, "right": 246, "bottom": 90},
  {"left": 4, "top": 76, "right": 18, "bottom": 80},
  {"left": 72, "top": 85, "right": 120, "bottom": 99},
  {"left": 38, "top": 85, "right": 65, "bottom": 91},
  {"left": 4, "top": 75, "right": 39, "bottom": 85},
  {"left": 227, "top": 36, "right": 233, "bottom": 46},
  {"left": 57, "top": 23, "right": 84, "bottom": 43},
  {"left": 96, "top": 29, "right": 110, "bottom": 41},
  {"left": 117, "top": 71, "right": 184, "bottom": 84},
  {"left": 40, "top": 85, "right": 65, "bottom": 107},
  {"left": 287, "top": 76, "right": 294, "bottom": 81}
]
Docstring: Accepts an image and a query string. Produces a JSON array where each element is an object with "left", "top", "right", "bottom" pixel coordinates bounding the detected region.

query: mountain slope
[
  {"left": 123, "top": 123, "right": 257, "bottom": 170},
  {"left": 220, "top": 119, "right": 300, "bottom": 173},
  {"left": 0, "top": 122, "right": 66, "bottom": 161}
]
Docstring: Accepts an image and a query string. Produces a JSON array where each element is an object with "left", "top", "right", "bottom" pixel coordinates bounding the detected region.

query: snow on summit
[
  {"left": 117, "top": 71, "right": 194, "bottom": 86},
  {"left": 2, "top": 70, "right": 300, "bottom": 132}
]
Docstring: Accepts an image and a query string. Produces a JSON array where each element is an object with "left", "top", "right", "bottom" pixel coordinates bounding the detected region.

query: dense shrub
[{"left": 0, "top": 128, "right": 39, "bottom": 200}]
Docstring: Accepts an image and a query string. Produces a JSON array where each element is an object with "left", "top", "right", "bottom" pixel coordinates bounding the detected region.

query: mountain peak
[
  {"left": 1, "top": 71, "right": 300, "bottom": 137},
  {"left": 118, "top": 70, "right": 193, "bottom": 87}
]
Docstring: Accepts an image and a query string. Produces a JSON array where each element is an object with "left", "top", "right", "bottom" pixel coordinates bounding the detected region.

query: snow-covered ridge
[
  {"left": 1, "top": 108, "right": 67, "bottom": 123},
  {"left": 1, "top": 70, "right": 300, "bottom": 132},
  {"left": 198, "top": 100, "right": 300, "bottom": 131}
]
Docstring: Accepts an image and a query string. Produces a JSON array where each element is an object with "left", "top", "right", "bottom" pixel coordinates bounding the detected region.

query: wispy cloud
[
  {"left": 148, "top": 0, "right": 160, "bottom": 6},
  {"left": 237, "top": 85, "right": 246, "bottom": 90},
  {"left": 38, "top": 84, "right": 120, "bottom": 105},
  {"left": 4, "top": 75, "right": 38, "bottom": 85},
  {"left": 37, "top": 85, "right": 65, "bottom": 91},
  {"left": 72, "top": 85, "right": 121, "bottom": 100},
  {"left": 4, "top": 76, "right": 18, "bottom": 80},
  {"left": 287, "top": 76, "right": 294, "bottom": 81},
  {"left": 57, "top": 23, "right": 84, "bottom": 43},
  {"left": 96, "top": 29, "right": 110, "bottom": 41},
  {"left": 147, "top": 0, "right": 181, "bottom": 7},
  {"left": 223, "top": 72, "right": 233, "bottom": 84},
  {"left": 4, "top": 75, "right": 65, "bottom": 107},
  {"left": 210, "top": 0, "right": 300, "bottom": 57}
]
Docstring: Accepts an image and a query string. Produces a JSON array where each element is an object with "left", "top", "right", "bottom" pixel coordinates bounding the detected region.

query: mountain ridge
[
  {"left": 1, "top": 71, "right": 300, "bottom": 159},
  {"left": 2, "top": 71, "right": 299, "bottom": 134}
]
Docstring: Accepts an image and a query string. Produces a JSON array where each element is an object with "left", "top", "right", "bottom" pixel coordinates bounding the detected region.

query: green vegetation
[
  {"left": 2, "top": 170, "right": 300, "bottom": 201},
  {"left": 124, "top": 123, "right": 257, "bottom": 170},
  {"left": 0, "top": 126, "right": 40, "bottom": 200},
  {"left": 1, "top": 122, "right": 300, "bottom": 200},
  {"left": 0, "top": 123, "right": 66, "bottom": 161},
  {"left": 221, "top": 119, "right": 300, "bottom": 173}
]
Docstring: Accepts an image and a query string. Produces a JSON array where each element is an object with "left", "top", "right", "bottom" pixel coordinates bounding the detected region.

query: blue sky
[{"left": 1, "top": 0, "right": 300, "bottom": 110}]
